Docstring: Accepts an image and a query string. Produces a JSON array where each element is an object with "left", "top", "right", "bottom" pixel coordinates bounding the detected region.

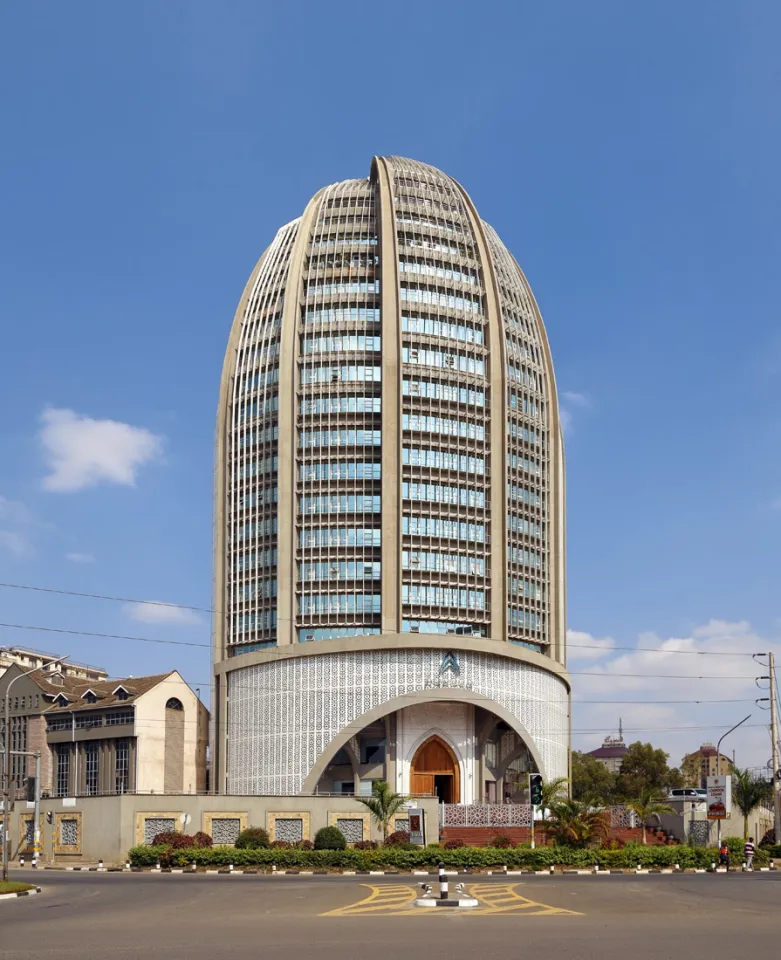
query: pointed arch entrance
[{"left": 410, "top": 735, "right": 460, "bottom": 803}]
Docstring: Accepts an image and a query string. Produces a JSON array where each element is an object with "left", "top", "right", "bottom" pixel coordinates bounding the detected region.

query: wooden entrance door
[{"left": 410, "top": 736, "right": 460, "bottom": 802}]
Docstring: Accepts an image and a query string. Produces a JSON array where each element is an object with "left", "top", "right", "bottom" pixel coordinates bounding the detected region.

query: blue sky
[{"left": 1, "top": 1, "right": 779, "bottom": 767}]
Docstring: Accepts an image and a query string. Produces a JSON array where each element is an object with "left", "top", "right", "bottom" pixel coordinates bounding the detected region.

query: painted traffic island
[{"left": 413, "top": 865, "right": 478, "bottom": 908}]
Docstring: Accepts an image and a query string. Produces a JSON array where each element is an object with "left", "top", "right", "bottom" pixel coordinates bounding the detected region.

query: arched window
[{"left": 165, "top": 698, "right": 184, "bottom": 711}]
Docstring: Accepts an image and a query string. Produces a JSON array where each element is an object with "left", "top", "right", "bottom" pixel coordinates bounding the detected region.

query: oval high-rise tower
[{"left": 213, "top": 156, "right": 569, "bottom": 799}]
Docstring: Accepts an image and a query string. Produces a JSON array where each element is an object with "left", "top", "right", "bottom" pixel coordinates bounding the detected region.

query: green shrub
[
  {"left": 314, "top": 826, "right": 347, "bottom": 850},
  {"left": 128, "top": 842, "right": 743, "bottom": 871},
  {"left": 235, "top": 827, "right": 269, "bottom": 849},
  {"left": 296, "top": 840, "right": 314, "bottom": 850},
  {"left": 490, "top": 834, "right": 514, "bottom": 848}
]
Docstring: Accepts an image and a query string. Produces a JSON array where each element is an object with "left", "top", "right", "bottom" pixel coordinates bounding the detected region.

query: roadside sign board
[
  {"left": 408, "top": 808, "right": 425, "bottom": 846},
  {"left": 706, "top": 775, "right": 731, "bottom": 820}
]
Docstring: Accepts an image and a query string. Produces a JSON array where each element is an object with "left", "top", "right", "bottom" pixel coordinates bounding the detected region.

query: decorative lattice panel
[
  {"left": 144, "top": 818, "right": 175, "bottom": 845},
  {"left": 610, "top": 806, "right": 635, "bottom": 829},
  {"left": 211, "top": 818, "right": 241, "bottom": 845},
  {"left": 394, "top": 819, "right": 410, "bottom": 834},
  {"left": 689, "top": 820, "right": 710, "bottom": 847},
  {"left": 60, "top": 819, "right": 79, "bottom": 846},
  {"left": 24, "top": 820, "right": 35, "bottom": 846},
  {"left": 227, "top": 648, "right": 569, "bottom": 794},
  {"left": 441, "top": 803, "right": 532, "bottom": 827},
  {"left": 336, "top": 818, "right": 364, "bottom": 843},
  {"left": 274, "top": 818, "right": 303, "bottom": 843}
]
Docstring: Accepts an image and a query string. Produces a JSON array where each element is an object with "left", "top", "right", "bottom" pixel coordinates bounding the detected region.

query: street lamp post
[
  {"left": 2, "top": 655, "right": 69, "bottom": 881},
  {"left": 715, "top": 714, "right": 751, "bottom": 852}
]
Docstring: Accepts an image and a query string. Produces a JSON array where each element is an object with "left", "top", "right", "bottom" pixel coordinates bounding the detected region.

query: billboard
[
  {"left": 706, "top": 774, "right": 732, "bottom": 820},
  {"left": 407, "top": 808, "right": 426, "bottom": 846}
]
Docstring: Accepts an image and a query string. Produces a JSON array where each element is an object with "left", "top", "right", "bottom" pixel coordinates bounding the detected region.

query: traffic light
[
  {"left": 529, "top": 773, "right": 543, "bottom": 806},
  {"left": 25, "top": 776, "right": 36, "bottom": 803}
]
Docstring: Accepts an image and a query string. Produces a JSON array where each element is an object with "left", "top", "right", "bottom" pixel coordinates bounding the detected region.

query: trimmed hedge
[{"left": 128, "top": 842, "right": 766, "bottom": 870}]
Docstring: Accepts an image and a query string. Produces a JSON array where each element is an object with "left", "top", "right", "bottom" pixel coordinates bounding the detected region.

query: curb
[
  {"left": 0, "top": 887, "right": 42, "bottom": 901},
  {"left": 104, "top": 866, "right": 774, "bottom": 877}
]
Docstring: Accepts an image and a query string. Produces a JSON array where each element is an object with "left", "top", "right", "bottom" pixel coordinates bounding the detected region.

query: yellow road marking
[
  {"left": 322, "top": 884, "right": 417, "bottom": 916},
  {"left": 468, "top": 883, "right": 582, "bottom": 916}
]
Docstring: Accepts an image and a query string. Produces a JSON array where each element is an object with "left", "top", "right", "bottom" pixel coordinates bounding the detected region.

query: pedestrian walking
[
  {"left": 744, "top": 837, "right": 755, "bottom": 870},
  {"left": 718, "top": 841, "right": 730, "bottom": 869}
]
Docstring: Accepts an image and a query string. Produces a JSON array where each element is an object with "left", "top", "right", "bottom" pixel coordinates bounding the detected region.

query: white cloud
[
  {"left": 562, "top": 391, "right": 590, "bottom": 408},
  {"left": 559, "top": 391, "right": 591, "bottom": 435},
  {"left": 66, "top": 552, "right": 95, "bottom": 563},
  {"left": 123, "top": 601, "right": 202, "bottom": 626},
  {"left": 0, "top": 529, "right": 31, "bottom": 556},
  {"left": 0, "top": 495, "right": 39, "bottom": 556},
  {"left": 567, "top": 628, "right": 615, "bottom": 660},
  {"left": 570, "top": 619, "right": 780, "bottom": 768},
  {"left": 39, "top": 407, "right": 163, "bottom": 493}
]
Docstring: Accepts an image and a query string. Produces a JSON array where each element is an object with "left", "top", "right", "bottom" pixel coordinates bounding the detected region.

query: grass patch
[{"left": 0, "top": 881, "right": 36, "bottom": 895}]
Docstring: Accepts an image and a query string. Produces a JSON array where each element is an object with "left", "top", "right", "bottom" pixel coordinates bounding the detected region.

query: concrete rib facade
[{"left": 213, "top": 156, "right": 569, "bottom": 797}]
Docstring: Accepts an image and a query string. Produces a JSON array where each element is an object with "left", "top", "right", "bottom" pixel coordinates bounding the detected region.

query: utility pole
[
  {"left": 715, "top": 715, "right": 750, "bottom": 852},
  {"left": 33, "top": 750, "right": 41, "bottom": 864},
  {"left": 769, "top": 651, "right": 780, "bottom": 844},
  {"left": 3, "top": 655, "right": 69, "bottom": 882}
]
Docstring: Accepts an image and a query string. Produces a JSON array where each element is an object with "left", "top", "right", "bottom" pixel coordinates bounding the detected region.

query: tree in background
[
  {"left": 680, "top": 753, "right": 704, "bottom": 788},
  {"left": 571, "top": 751, "right": 618, "bottom": 804},
  {"left": 731, "top": 767, "right": 773, "bottom": 840},
  {"left": 615, "top": 742, "right": 682, "bottom": 800},
  {"left": 353, "top": 780, "right": 408, "bottom": 843},
  {"left": 626, "top": 788, "right": 675, "bottom": 844}
]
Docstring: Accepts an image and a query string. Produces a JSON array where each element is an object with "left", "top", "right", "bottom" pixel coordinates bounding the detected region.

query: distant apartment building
[
  {"left": 588, "top": 730, "right": 629, "bottom": 774},
  {"left": 0, "top": 646, "right": 107, "bottom": 682},
  {"left": 0, "top": 662, "right": 208, "bottom": 798},
  {"left": 682, "top": 743, "right": 733, "bottom": 788}
]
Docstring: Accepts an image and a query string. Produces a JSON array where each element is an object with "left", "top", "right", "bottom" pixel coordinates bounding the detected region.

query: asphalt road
[{"left": 2, "top": 871, "right": 780, "bottom": 960}]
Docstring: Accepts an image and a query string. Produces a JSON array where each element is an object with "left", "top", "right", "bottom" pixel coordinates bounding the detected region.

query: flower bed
[{"left": 127, "top": 842, "right": 767, "bottom": 870}]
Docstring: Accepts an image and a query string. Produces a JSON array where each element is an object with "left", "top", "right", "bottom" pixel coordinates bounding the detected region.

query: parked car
[{"left": 668, "top": 788, "right": 707, "bottom": 799}]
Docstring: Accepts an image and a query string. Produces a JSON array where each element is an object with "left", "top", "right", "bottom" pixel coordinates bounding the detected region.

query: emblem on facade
[{"left": 439, "top": 651, "right": 460, "bottom": 677}]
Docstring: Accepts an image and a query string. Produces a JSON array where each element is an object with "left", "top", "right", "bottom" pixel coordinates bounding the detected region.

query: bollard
[
  {"left": 637, "top": 862, "right": 641, "bottom": 871},
  {"left": 440, "top": 871, "right": 449, "bottom": 900},
  {"left": 711, "top": 861, "right": 716, "bottom": 871},
  {"left": 191, "top": 861, "right": 196, "bottom": 872},
  {"left": 155, "top": 860, "right": 161, "bottom": 871},
  {"left": 438, "top": 862, "right": 446, "bottom": 885},
  {"left": 125, "top": 860, "right": 131, "bottom": 871},
  {"left": 20, "top": 855, "right": 25, "bottom": 867},
  {"left": 98, "top": 859, "right": 104, "bottom": 870},
  {"left": 594, "top": 863, "right": 599, "bottom": 873},
  {"left": 272, "top": 863, "right": 277, "bottom": 873},
  {"left": 549, "top": 864, "right": 555, "bottom": 875},
  {"left": 228, "top": 863, "right": 234, "bottom": 873},
  {"left": 31, "top": 854, "right": 38, "bottom": 869},
  {"left": 675, "top": 862, "right": 680, "bottom": 871},
  {"left": 742, "top": 861, "right": 747, "bottom": 872}
]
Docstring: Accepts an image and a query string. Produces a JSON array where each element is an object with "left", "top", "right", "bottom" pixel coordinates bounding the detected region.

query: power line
[
  {"left": 0, "top": 581, "right": 213, "bottom": 614},
  {"left": 0, "top": 581, "right": 768, "bottom": 659},
  {"left": 0, "top": 621, "right": 209, "bottom": 649}
]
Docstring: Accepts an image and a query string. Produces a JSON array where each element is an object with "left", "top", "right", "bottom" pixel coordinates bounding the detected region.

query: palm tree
[
  {"left": 546, "top": 799, "right": 608, "bottom": 848},
  {"left": 627, "top": 788, "right": 674, "bottom": 844},
  {"left": 732, "top": 767, "right": 773, "bottom": 840},
  {"left": 353, "top": 780, "right": 409, "bottom": 843},
  {"left": 537, "top": 777, "right": 569, "bottom": 817}
]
